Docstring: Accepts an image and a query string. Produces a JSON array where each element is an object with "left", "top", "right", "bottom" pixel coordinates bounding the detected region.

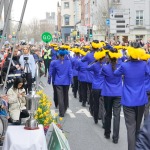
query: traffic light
[
  {"left": 77, "top": 31, "right": 80, "bottom": 38},
  {"left": 89, "top": 29, "right": 93, "bottom": 38}
]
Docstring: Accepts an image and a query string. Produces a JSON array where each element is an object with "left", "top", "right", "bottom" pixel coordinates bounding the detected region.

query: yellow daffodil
[
  {"left": 37, "top": 108, "right": 42, "bottom": 113},
  {"left": 59, "top": 117, "right": 63, "bottom": 121}
]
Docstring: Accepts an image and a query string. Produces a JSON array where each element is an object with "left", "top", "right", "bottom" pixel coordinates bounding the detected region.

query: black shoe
[
  {"left": 79, "top": 99, "right": 82, "bottom": 102},
  {"left": 104, "top": 134, "right": 110, "bottom": 139},
  {"left": 94, "top": 119, "right": 98, "bottom": 124},
  {"left": 89, "top": 108, "right": 93, "bottom": 116},
  {"left": 0, "top": 141, "right": 3, "bottom": 146},
  {"left": 113, "top": 139, "right": 118, "bottom": 144},
  {"left": 82, "top": 103, "right": 86, "bottom": 107},
  {"left": 8, "top": 117, "right": 13, "bottom": 123},
  {"left": 59, "top": 114, "right": 64, "bottom": 117},
  {"left": 74, "top": 94, "right": 77, "bottom": 98}
]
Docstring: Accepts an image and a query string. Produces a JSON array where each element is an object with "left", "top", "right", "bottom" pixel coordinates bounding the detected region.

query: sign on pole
[
  {"left": 41, "top": 32, "right": 52, "bottom": 43},
  {"left": 106, "top": 19, "right": 110, "bottom": 26},
  {"left": 46, "top": 123, "right": 71, "bottom": 150}
]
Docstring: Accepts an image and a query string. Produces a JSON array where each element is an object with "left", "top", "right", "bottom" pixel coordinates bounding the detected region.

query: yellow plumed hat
[
  {"left": 79, "top": 50, "right": 87, "bottom": 56},
  {"left": 99, "top": 42, "right": 106, "bottom": 48},
  {"left": 91, "top": 42, "right": 101, "bottom": 49},
  {"left": 94, "top": 50, "right": 107, "bottom": 60},
  {"left": 72, "top": 48, "right": 80, "bottom": 53},
  {"left": 84, "top": 45, "right": 90, "bottom": 49},
  {"left": 113, "top": 45, "right": 126, "bottom": 50},
  {"left": 108, "top": 51, "right": 123, "bottom": 59},
  {"left": 127, "top": 47, "right": 146, "bottom": 60},
  {"left": 54, "top": 47, "right": 59, "bottom": 51},
  {"left": 140, "top": 54, "right": 150, "bottom": 61}
]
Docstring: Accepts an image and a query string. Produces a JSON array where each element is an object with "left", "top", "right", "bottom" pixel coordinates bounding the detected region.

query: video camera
[{"left": 24, "top": 57, "right": 28, "bottom": 61}]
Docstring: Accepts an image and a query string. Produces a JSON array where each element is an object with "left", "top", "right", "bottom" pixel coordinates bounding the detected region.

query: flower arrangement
[{"left": 35, "top": 90, "right": 63, "bottom": 134}]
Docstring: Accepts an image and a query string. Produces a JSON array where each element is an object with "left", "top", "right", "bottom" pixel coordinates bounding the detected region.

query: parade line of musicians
[{"left": 47, "top": 40, "right": 150, "bottom": 150}]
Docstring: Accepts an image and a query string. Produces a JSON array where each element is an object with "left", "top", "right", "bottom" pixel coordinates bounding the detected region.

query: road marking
[
  {"left": 76, "top": 109, "right": 92, "bottom": 118},
  {"left": 66, "top": 109, "right": 76, "bottom": 118}
]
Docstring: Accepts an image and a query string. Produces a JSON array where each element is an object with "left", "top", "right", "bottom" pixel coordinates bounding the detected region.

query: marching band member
[
  {"left": 50, "top": 49, "right": 72, "bottom": 117},
  {"left": 101, "top": 50, "right": 122, "bottom": 144},
  {"left": 114, "top": 47, "right": 149, "bottom": 150},
  {"left": 87, "top": 51, "right": 105, "bottom": 125},
  {"left": 76, "top": 50, "right": 88, "bottom": 107},
  {"left": 82, "top": 40, "right": 100, "bottom": 115}
]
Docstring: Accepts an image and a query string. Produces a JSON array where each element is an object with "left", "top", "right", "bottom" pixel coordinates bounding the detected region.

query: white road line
[
  {"left": 76, "top": 109, "right": 92, "bottom": 118},
  {"left": 66, "top": 109, "right": 76, "bottom": 118}
]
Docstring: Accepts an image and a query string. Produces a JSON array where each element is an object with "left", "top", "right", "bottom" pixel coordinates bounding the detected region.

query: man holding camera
[
  {"left": 2, "top": 48, "right": 21, "bottom": 91},
  {"left": 19, "top": 46, "right": 36, "bottom": 93}
]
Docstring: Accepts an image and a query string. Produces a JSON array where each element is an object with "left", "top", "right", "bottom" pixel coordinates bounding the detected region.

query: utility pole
[
  {"left": 4, "top": 0, "right": 10, "bottom": 36},
  {"left": 107, "top": 0, "right": 110, "bottom": 42},
  {"left": 3, "top": 0, "right": 28, "bottom": 93},
  {"left": 0, "top": 0, "right": 4, "bottom": 17},
  {"left": 0, "top": 0, "right": 13, "bottom": 50}
]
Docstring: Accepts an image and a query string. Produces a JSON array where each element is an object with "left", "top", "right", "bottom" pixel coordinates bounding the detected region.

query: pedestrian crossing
[{"left": 50, "top": 108, "right": 124, "bottom": 118}]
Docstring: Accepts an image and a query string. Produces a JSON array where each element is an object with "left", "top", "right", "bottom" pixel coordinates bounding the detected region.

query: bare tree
[{"left": 94, "top": 0, "right": 120, "bottom": 38}]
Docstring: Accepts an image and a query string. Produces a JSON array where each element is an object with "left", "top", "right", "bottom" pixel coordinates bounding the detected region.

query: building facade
[
  {"left": 61, "top": 0, "right": 74, "bottom": 42},
  {"left": 40, "top": 12, "right": 56, "bottom": 35},
  {"left": 91, "top": 0, "right": 150, "bottom": 42}
]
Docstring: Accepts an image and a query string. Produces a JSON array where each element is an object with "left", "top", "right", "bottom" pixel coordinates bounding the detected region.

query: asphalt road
[
  {"left": 0, "top": 77, "right": 128, "bottom": 150},
  {"left": 42, "top": 77, "right": 128, "bottom": 150}
]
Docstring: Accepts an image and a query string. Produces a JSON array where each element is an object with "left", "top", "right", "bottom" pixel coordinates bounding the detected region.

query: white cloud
[{"left": 12, "top": 0, "right": 60, "bottom": 24}]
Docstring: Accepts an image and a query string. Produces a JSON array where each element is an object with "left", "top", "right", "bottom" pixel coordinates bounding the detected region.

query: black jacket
[
  {"left": 136, "top": 114, "right": 150, "bottom": 150},
  {"left": 2, "top": 54, "right": 20, "bottom": 74}
]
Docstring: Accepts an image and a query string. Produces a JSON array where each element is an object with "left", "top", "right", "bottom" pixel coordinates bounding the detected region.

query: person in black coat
[
  {"left": 136, "top": 114, "right": 150, "bottom": 150},
  {"left": 2, "top": 48, "right": 21, "bottom": 90}
]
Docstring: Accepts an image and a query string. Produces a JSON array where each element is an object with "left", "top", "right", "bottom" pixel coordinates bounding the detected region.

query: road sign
[
  {"left": 41, "top": 32, "right": 52, "bottom": 43},
  {"left": 106, "top": 19, "right": 110, "bottom": 26}
]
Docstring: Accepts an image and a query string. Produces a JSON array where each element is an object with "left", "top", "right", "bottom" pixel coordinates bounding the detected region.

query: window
[
  {"left": 135, "top": 35, "right": 144, "bottom": 41},
  {"left": 64, "top": 2, "right": 69, "bottom": 8},
  {"left": 136, "top": 10, "right": 144, "bottom": 26},
  {"left": 64, "top": 15, "right": 70, "bottom": 25}
]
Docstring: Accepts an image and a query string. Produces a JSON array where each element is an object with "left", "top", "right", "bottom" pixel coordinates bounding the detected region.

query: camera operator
[
  {"left": 2, "top": 48, "right": 21, "bottom": 91},
  {"left": 19, "top": 46, "right": 36, "bottom": 93}
]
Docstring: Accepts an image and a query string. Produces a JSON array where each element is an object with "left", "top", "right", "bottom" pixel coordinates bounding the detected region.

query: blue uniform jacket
[
  {"left": 76, "top": 60, "right": 88, "bottom": 82},
  {"left": 87, "top": 62, "right": 104, "bottom": 90},
  {"left": 101, "top": 63, "right": 122, "bottom": 97},
  {"left": 48, "top": 60, "right": 57, "bottom": 84},
  {"left": 114, "top": 60, "right": 148, "bottom": 106},
  {"left": 81, "top": 51, "right": 95, "bottom": 83},
  {"left": 145, "top": 59, "right": 150, "bottom": 92},
  {"left": 71, "top": 55, "right": 80, "bottom": 77},
  {"left": 50, "top": 59, "right": 72, "bottom": 85},
  {"left": 51, "top": 48, "right": 57, "bottom": 60}
]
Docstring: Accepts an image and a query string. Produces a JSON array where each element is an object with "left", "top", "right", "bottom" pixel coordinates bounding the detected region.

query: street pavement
[
  {"left": 0, "top": 77, "right": 128, "bottom": 150},
  {"left": 42, "top": 77, "right": 128, "bottom": 150}
]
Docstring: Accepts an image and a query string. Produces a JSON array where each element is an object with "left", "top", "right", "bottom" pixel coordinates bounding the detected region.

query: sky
[{"left": 12, "top": 0, "right": 60, "bottom": 24}]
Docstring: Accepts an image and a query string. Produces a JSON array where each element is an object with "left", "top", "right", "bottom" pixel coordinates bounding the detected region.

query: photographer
[
  {"left": 2, "top": 48, "right": 21, "bottom": 91},
  {"left": 19, "top": 46, "right": 36, "bottom": 93}
]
